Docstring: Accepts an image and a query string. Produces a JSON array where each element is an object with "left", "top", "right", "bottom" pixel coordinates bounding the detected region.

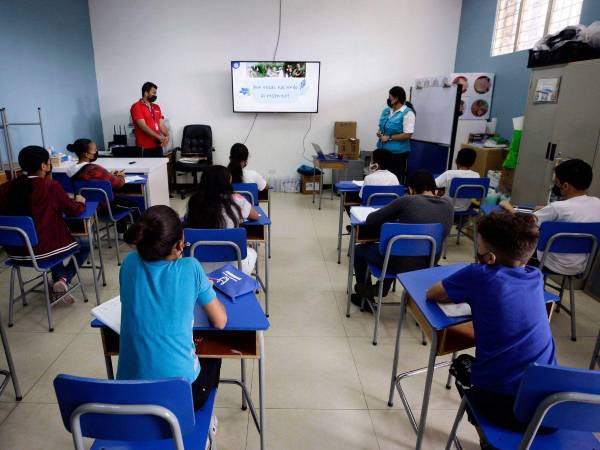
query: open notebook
[
  {"left": 437, "top": 302, "right": 471, "bottom": 317},
  {"left": 91, "top": 296, "right": 121, "bottom": 334},
  {"left": 352, "top": 180, "right": 364, "bottom": 187},
  {"left": 350, "top": 206, "right": 376, "bottom": 223}
]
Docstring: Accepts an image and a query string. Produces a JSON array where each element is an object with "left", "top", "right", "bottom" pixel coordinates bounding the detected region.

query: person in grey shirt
[{"left": 352, "top": 170, "right": 453, "bottom": 309}]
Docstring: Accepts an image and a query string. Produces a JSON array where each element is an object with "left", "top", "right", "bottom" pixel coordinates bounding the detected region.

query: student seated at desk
[
  {"left": 435, "top": 147, "right": 479, "bottom": 212},
  {"left": 0, "top": 146, "right": 88, "bottom": 303},
  {"left": 359, "top": 148, "right": 399, "bottom": 198},
  {"left": 228, "top": 143, "right": 267, "bottom": 191},
  {"left": 351, "top": 170, "right": 453, "bottom": 308},
  {"left": 66, "top": 138, "right": 140, "bottom": 231},
  {"left": 184, "top": 165, "right": 259, "bottom": 275},
  {"left": 118, "top": 205, "right": 227, "bottom": 412},
  {"left": 427, "top": 211, "right": 556, "bottom": 434},
  {"left": 501, "top": 158, "right": 600, "bottom": 275}
]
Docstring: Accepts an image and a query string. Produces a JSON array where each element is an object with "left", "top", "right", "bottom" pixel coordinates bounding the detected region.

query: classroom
[{"left": 0, "top": 0, "right": 600, "bottom": 449}]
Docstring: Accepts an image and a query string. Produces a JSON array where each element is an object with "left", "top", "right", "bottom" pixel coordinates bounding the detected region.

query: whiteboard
[{"left": 410, "top": 85, "right": 458, "bottom": 146}]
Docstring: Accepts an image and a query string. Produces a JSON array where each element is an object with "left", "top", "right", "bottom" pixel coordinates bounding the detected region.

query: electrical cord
[{"left": 302, "top": 113, "right": 313, "bottom": 162}]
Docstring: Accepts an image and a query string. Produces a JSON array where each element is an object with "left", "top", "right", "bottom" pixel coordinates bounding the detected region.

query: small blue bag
[{"left": 207, "top": 264, "right": 259, "bottom": 302}]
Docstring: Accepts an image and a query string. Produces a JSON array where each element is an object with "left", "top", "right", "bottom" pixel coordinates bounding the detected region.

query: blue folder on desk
[{"left": 207, "top": 264, "right": 259, "bottom": 302}]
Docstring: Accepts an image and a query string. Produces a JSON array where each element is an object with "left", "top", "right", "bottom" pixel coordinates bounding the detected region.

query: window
[{"left": 491, "top": 0, "right": 583, "bottom": 56}]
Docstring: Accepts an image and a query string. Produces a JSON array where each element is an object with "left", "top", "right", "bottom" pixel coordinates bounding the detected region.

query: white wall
[{"left": 89, "top": 0, "right": 462, "bottom": 180}]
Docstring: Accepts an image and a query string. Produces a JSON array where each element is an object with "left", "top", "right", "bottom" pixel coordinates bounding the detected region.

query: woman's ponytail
[
  {"left": 124, "top": 205, "right": 183, "bottom": 261},
  {"left": 405, "top": 100, "right": 416, "bottom": 115},
  {"left": 228, "top": 143, "right": 249, "bottom": 184}
]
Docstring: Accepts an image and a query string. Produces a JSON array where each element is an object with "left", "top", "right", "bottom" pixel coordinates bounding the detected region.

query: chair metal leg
[
  {"left": 16, "top": 267, "right": 27, "bottom": 307},
  {"left": 42, "top": 272, "right": 54, "bottom": 332},
  {"left": 446, "top": 352, "right": 457, "bottom": 389},
  {"left": 267, "top": 199, "right": 272, "bottom": 259},
  {"left": 456, "top": 216, "right": 463, "bottom": 245},
  {"left": 472, "top": 219, "right": 478, "bottom": 262},
  {"left": 72, "top": 256, "right": 88, "bottom": 303},
  {"left": 94, "top": 216, "right": 107, "bottom": 286},
  {"left": 240, "top": 360, "right": 248, "bottom": 410},
  {"left": 568, "top": 276, "right": 576, "bottom": 341},
  {"left": 420, "top": 329, "right": 427, "bottom": 346},
  {"left": 105, "top": 223, "right": 112, "bottom": 248},
  {"left": 8, "top": 268, "right": 15, "bottom": 327},
  {"left": 555, "top": 276, "right": 566, "bottom": 313},
  {"left": 590, "top": 329, "right": 600, "bottom": 369},
  {"left": 373, "top": 277, "right": 385, "bottom": 345},
  {"left": 0, "top": 312, "right": 22, "bottom": 401},
  {"left": 113, "top": 222, "right": 121, "bottom": 265},
  {"left": 445, "top": 397, "right": 467, "bottom": 450}
]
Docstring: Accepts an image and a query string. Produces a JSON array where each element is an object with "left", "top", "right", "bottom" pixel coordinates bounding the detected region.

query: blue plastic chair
[
  {"left": 361, "top": 185, "right": 406, "bottom": 206},
  {"left": 53, "top": 173, "right": 74, "bottom": 194},
  {"left": 53, "top": 374, "right": 216, "bottom": 450},
  {"left": 363, "top": 222, "right": 444, "bottom": 345},
  {"left": 184, "top": 228, "right": 248, "bottom": 271},
  {"left": 537, "top": 221, "right": 600, "bottom": 342},
  {"left": 445, "top": 364, "right": 600, "bottom": 450},
  {"left": 232, "top": 183, "right": 259, "bottom": 206},
  {"left": 0, "top": 216, "right": 88, "bottom": 332},
  {"left": 74, "top": 180, "right": 135, "bottom": 265},
  {"left": 445, "top": 177, "right": 490, "bottom": 260}
]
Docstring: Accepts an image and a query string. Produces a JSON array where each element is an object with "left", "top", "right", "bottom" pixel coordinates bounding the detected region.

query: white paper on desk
[
  {"left": 350, "top": 206, "right": 376, "bottom": 223},
  {"left": 438, "top": 302, "right": 472, "bottom": 317},
  {"left": 124, "top": 175, "right": 145, "bottom": 183},
  {"left": 352, "top": 180, "right": 364, "bottom": 187},
  {"left": 91, "top": 296, "right": 121, "bottom": 334}
]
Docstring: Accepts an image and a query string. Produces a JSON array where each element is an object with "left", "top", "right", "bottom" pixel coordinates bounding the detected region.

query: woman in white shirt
[
  {"left": 360, "top": 149, "right": 399, "bottom": 197},
  {"left": 184, "top": 165, "right": 259, "bottom": 275},
  {"left": 228, "top": 143, "right": 267, "bottom": 191}
]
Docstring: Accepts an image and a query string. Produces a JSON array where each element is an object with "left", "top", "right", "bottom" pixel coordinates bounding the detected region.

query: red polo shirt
[{"left": 130, "top": 99, "right": 163, "bottom": 149}]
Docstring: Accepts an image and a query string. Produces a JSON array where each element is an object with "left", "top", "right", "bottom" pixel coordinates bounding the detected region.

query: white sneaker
[{"left": 52, "top": 278, "right": 75, "bottom": 305}]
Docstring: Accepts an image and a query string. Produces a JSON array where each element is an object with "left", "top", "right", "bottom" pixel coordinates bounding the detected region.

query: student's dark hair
[
  {"left": 66, "top": 138, "right": 93, "bottom": 159},
  {"left": 389, "top": 86, "right": 416, "bottom": 114},
  {"left": 124, "top": 205, "right": 183, "bottom": 261},
  {"left": 141, "top": 81, "right": 158, "bottom": 96},
  {"left": 7, "top": 146, "right": 50, "bottom": 216},
  {"left": 228, "top": 143, "right": 249, "bottom": 184},
  {"left": 184, "top": 165, "right": 242, "bottom": 229},
  {"left": 554, "top": 158, "right": 593, "bottom": 190},
  {"left": 406, "top": 169, "right": 436, "bottom": 194},
  {"left": 371, "top": 149, "right": 392, "bottom": 171},
  {"left": 456, "top": 147, "right": 477, "bottom": 168},
  {"left": 477, "top": 211, "right": 539, "bottom": 263}
]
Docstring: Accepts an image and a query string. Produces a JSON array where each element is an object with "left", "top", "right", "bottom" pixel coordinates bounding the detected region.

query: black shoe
[
  {"left": 345, "top": 225, "right": 352, "bottom": 234},
  {"left": 350, "top": 294, "right": 375, "bottom": 314}
]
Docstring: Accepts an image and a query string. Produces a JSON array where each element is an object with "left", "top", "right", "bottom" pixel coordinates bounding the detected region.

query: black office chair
[{"left": 172, "top": 125, "right": 214, "bottom": 198}]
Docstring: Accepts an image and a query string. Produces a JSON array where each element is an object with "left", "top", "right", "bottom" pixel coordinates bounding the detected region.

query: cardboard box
[
  {"left": 301, "top": 174, "right": 320, "bottom": 194},
  {"left": 0, "top": 171, "right": 7, "bottom": 186},
  {"left": 334, "top": 121, "right": 357, "bottom": 139},
  {"left": 461, "top": 144, "right": 508, "bottom": 177},
  {"left": 336, "top": 138, "right": 360, "bottom": 159},
  {"left": 499, "top": 168, "right": 515, "bottom": 194}
]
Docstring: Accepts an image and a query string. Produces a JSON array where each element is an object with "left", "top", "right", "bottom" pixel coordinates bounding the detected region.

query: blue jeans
[{"left": 51, "top": 238, "right": 90, "bottom": 283}]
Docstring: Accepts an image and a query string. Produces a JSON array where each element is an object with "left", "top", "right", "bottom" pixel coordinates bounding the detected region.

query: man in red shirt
[{"left": 130, "top": 82, "right": 170, "bottom": 157}]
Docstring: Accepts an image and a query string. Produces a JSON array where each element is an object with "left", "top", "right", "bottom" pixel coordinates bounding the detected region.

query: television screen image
[{"left": 231, "top": 61, "right": 320, "bottom": 113}]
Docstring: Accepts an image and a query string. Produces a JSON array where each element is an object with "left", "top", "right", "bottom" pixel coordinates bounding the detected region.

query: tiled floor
[{"left": 0, "top": 192, "right": 598, "bottom": 449}]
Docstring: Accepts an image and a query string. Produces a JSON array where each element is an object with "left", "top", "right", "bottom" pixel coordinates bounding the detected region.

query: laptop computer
[{"left": 312, "top": 143, "right": 338, "bottom": 160}]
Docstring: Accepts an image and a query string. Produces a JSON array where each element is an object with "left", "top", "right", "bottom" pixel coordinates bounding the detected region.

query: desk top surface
[
  {"left": 243, "top": 206, "right": 271, "bottom": 226},
  {"left": 92, "top": 290, "right": 269, "bottom": 332},
  {"left": 398, "top": 263, "right": 559, "bottom": 331},
  {"left": 54, "top": 158, "right": 169, "bottom": 174},
  {"left": 313, "top": 156, "right": 349, "bottom": 164},
  {"left": 64, "top": 201, "right": 99, "bottom": 221},
  {"left": 335, "top": 181, "right": 361, "bottom": 192}
]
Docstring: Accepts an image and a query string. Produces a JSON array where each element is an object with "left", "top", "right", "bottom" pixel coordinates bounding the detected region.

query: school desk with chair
[
  {"left": 386, "top": 264, "right": 559, "bottom": 450},
  {"left": 91, "top": 289, "right": 270, "bottom": 450},
  {"left": 334, "top": 181, "right": 362, "bottom": 264},
  {"left": 312, "top": 154, "right": 349, "bottom": 210}
]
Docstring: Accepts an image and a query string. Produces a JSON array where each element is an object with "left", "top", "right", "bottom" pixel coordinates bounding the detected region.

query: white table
[{"left": 54, "top": 158, "right": 170, "bottom": 207}]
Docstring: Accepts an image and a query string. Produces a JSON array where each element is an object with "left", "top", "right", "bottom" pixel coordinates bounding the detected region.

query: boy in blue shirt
[
  {"left": 118, "top": 205, "right": 227, "bottom": 410},
  {"left": 427, "top": 211, "right": 556, "bottom": 432}
]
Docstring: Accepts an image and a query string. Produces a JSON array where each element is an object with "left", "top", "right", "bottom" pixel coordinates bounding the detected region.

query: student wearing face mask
[
  {"left": 0, "top": 146, "right": 88, "bottom": 302},
  {"left": 500, "top": 158, "right": 600, "bottom": 275},
  {"left": 376, "top": 86, "right": 416, "bottom": 183},
  {"left": 130, "top": 81, "right": 170, "bottom": 157},
  {"left": 66, "top": 138, "right": 139, "bottom": 232}
]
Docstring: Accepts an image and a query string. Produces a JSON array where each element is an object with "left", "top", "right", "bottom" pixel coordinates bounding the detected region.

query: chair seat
[
  {"left": 99, "top": 208, "right": 133, "bottom": 222},
  {"left": 367, "top": 263, "right": 400, "bottom": 279},
  {"left": 5, "top": 248, "right": 80, "bottom": 271},
  {"left": 471, "top": 399, "right": 600, "bottom": 450},
  {"left": 91, "top": 389, "right": 216, "bottom": 450}
]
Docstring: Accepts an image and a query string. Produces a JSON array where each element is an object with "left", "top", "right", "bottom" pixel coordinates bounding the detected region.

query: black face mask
[
  {"left": 148, "top": 95, "right": 157, "bottom": 103},
  {"left": 551, "top": 184, "right": 562, "bottom": 198},
  {"left": 387, "top": 98, "right": 393, "bottom": 108}
]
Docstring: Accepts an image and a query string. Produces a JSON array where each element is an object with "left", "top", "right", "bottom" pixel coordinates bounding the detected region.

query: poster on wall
[
  {"left": 534, "top": 77, "right": 561, "bottom": 103},
  {"left": 450, "top": 72, "right": 495, "bottom": 120}
]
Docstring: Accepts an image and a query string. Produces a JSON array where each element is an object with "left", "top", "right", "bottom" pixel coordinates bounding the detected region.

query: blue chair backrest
[
  {"left": 514, "top": 364, "right": 600, "bottom": 431},
  {"left": 361, "top": 185, "right": 406, "bottom": 206},
  {"left": 53, "top": 173, "right": 74, "bottom": 194},
  {"left": 537, "top": 221, "right": 600, "bottom": 255},
  {"left": 184, "top": 228, "right": 248, "bottom": 263},
  {"left": 53, "top": 374, "right": 195, "bottom": 441},
  {"left": 232, "top": 183, "right": 259, "bottom": 205},
  {"left": 74, "top": 179, "right": 114, "bottom": 203},
  {"left": 378, "top": 223, "right": 444, "bottom": 261},
  {"left": 448, "top": 177, "right": 490, "bottom": 200},
  {"left": 0, "top": 215, "right": 39, "bottom": 247}
]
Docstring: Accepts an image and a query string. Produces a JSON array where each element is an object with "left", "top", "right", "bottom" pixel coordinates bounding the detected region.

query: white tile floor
[{"left": 0, "top": 192, "right": 598, "bottom": 449}]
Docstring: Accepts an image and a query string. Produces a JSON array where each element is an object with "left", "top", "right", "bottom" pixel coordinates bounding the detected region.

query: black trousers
[
  {"left": 141, "top": 147, "right": 164, "bottom": 157},
  {"left": 388, "top": 152, "right": 409, "bottom": 184},
  {"left": 191, "top": 358, "right": 222, "bottom": 410}
]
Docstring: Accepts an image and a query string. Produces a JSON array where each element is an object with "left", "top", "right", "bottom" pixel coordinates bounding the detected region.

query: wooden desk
[{"left": 312, "top": 156, "right": 349, "bottom": 210}]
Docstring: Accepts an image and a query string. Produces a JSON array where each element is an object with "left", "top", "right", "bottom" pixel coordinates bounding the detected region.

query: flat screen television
[{"left": 231, "top": 61, "right": 320, "bottom": 113}]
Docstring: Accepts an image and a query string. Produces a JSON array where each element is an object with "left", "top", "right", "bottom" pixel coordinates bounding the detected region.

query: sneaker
[{"left": 52, "top": 278, "right": 75, "bottom": 305}]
